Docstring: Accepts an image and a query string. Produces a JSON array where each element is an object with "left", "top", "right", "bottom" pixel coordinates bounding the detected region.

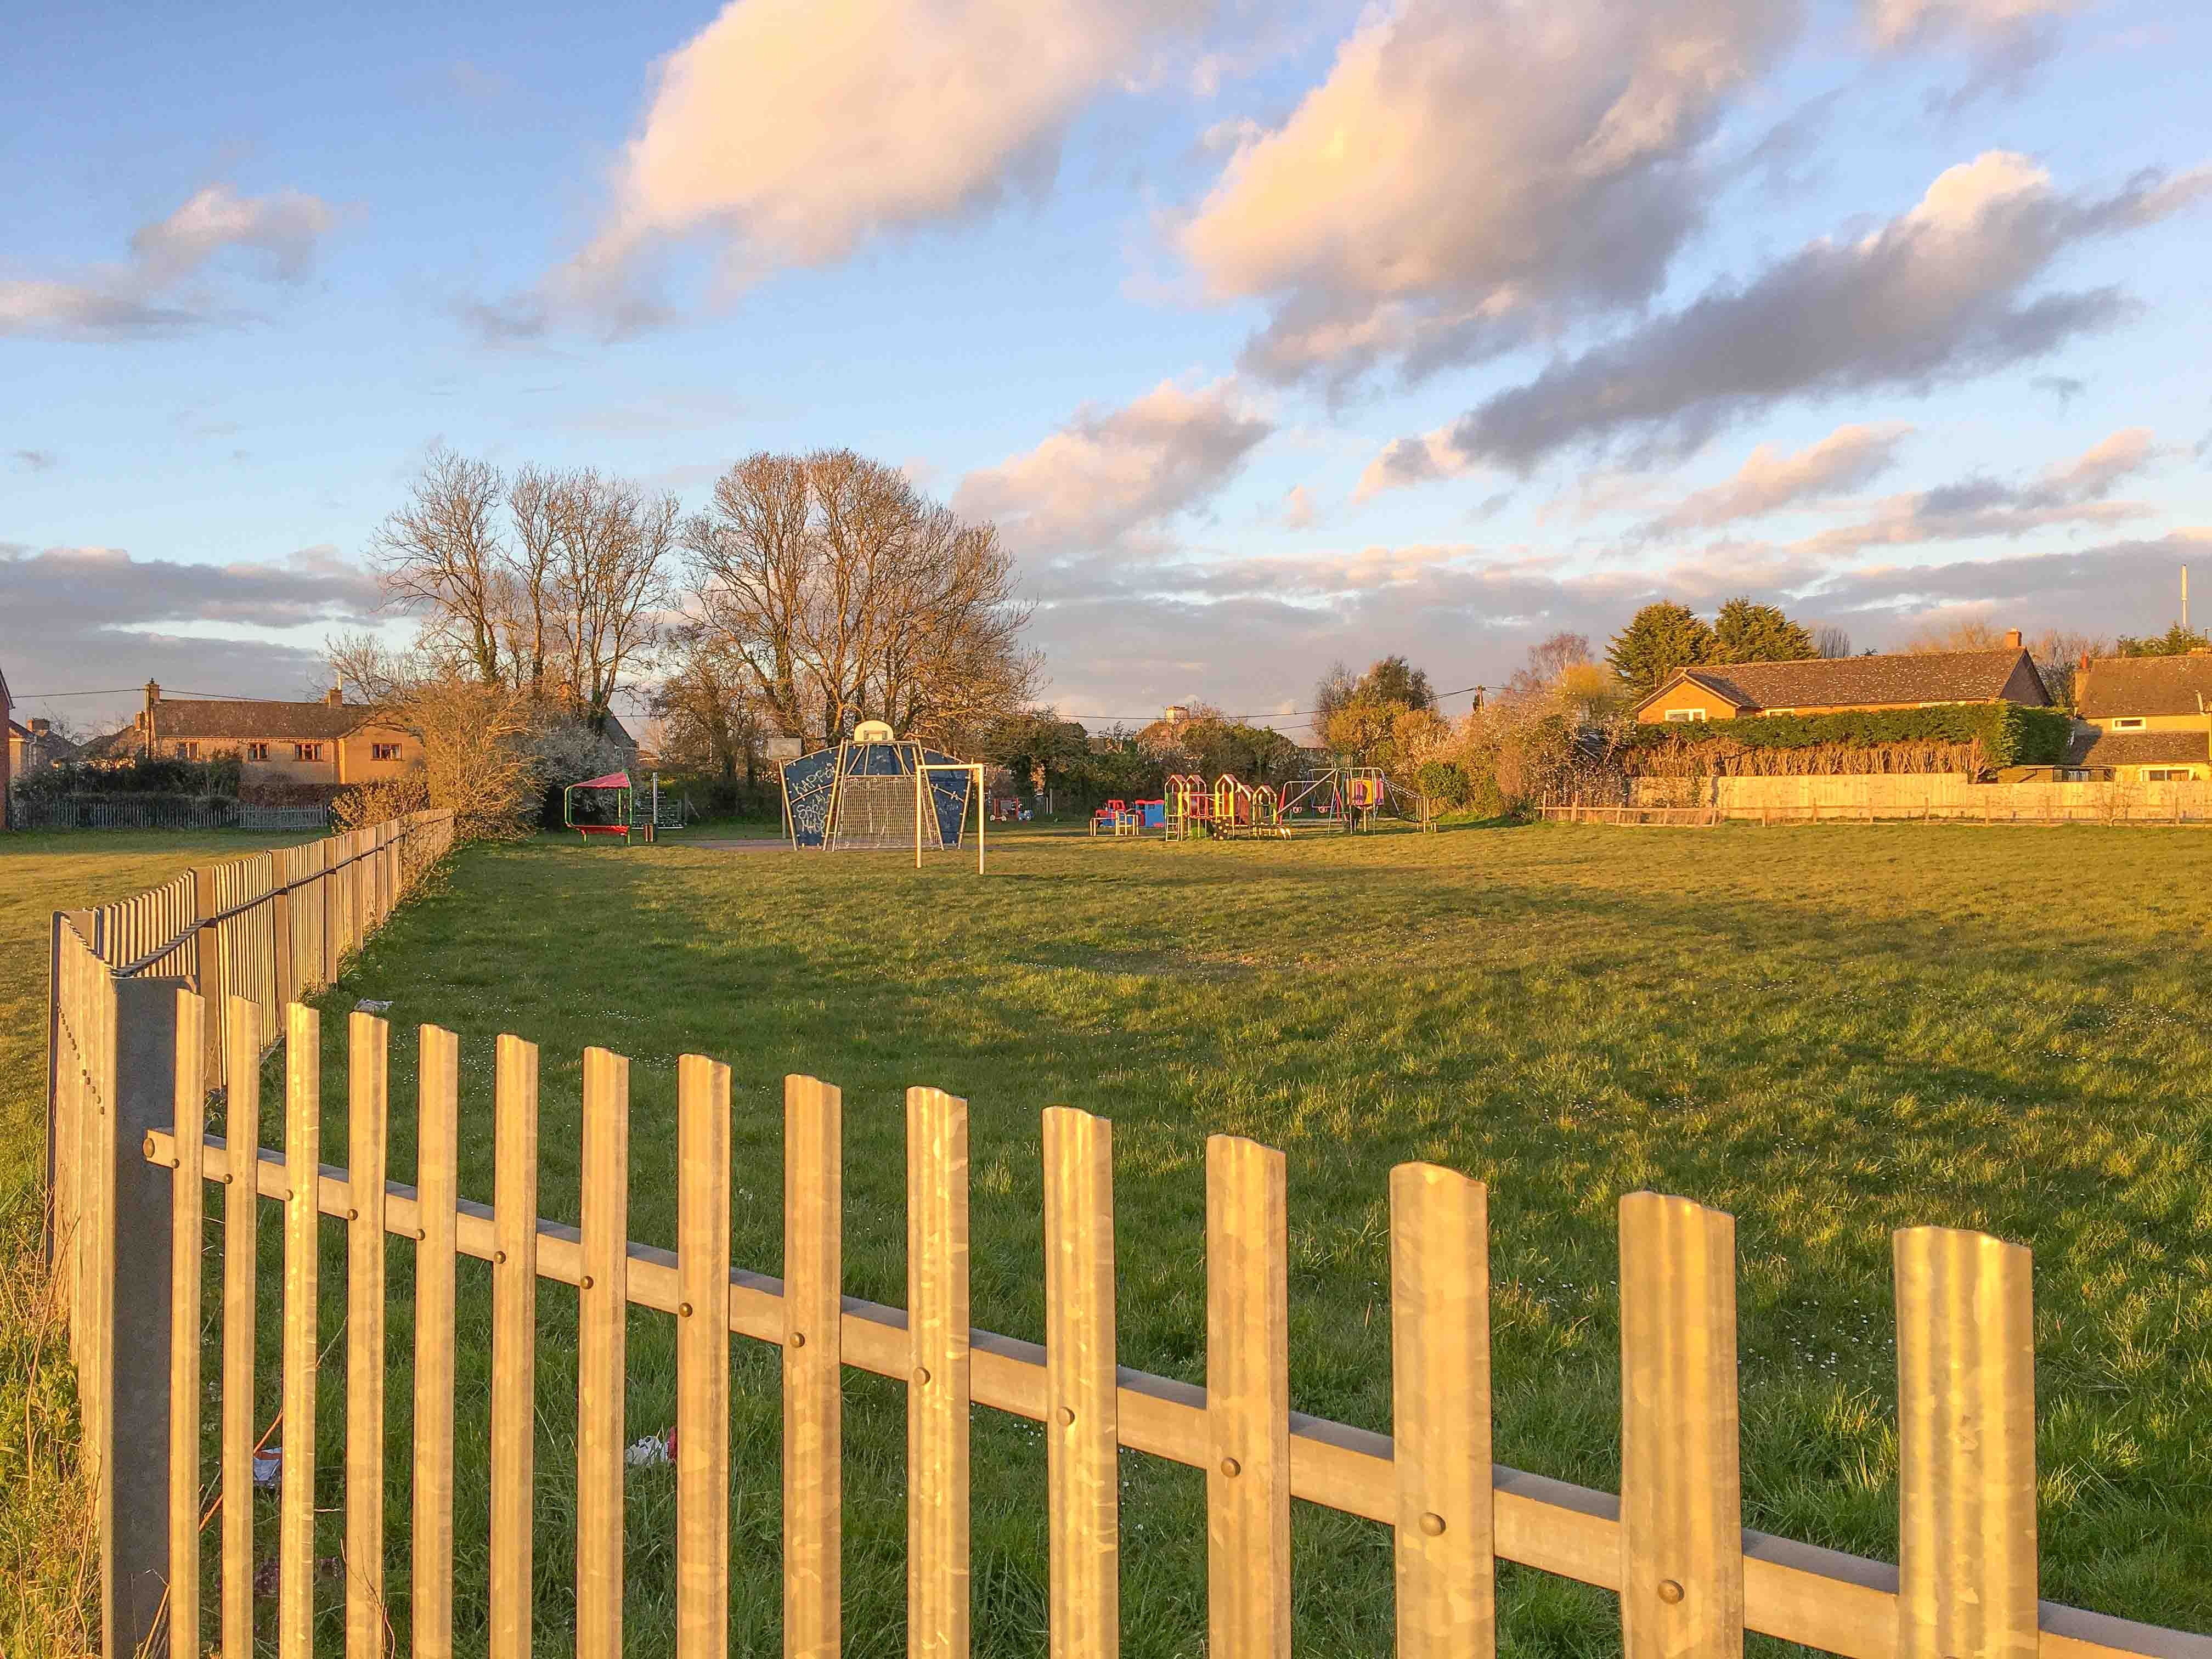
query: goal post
[{"left": 921, "top": 762, "right": 986, "bottom": 874}]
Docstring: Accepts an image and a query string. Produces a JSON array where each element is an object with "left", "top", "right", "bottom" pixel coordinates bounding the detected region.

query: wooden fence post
[
  {"left": 1894, "top": 1227, "right": 2038, "bottom": 1659},
  {"left": 577, "top": 1047, "right": 631, "bottom": 1659},
  {"left": 678, "top": 1054, "right": 733, "bottom": 1659},
  {"left": 1390, "top": 1164, "right": 1494, "bottom": 1658},
  {"left": 1620, "top": 1192, "right": 1742, "bottom": 1659},
  {"left": 280, "top": 1005, "right": 321, "bottom": 1659},
  {"left": 194, "top": 866, "right": 222, "bottom": 1085},
  {"left": 908, "top": 1086, "right": 971, "bottom": 1659},
  {"left": 1206, "top": 1135, "right": 1291, "bottom": 1659},
  {"left": 785, "top": 1074, "right": 844, "bottom": 1659},
  {"left": 222, "top": 996, "right": 264, "bottom": 1658},
  {"left": 1043, "top": 1108, "right": 1119, "bottom": 1659},
  {"left": 166, "top": 988, "right": 205, "bottom": 1659},
  {"left": 104, "top": 976, "right": 183, "bottom": 1659},
  {"left": 272, "top": 848, "right": 294, "bottom": 1012},
  {"left": 414, "top": 1025, "right": 461, "bottom": 1659},
  {"left": 347, "top": 1012, "right": 390, "bottom": 1659},
  {"left": 490, "top": 1036, "right": 540, "bottom": 1659}
]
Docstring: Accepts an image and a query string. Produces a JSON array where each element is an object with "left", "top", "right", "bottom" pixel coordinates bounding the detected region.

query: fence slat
[
  {"left": 347, "top": 1012, "right": 390, "bottom": 1659},
  {"left": 222, "top": 995, "right": 263, "bottom": 1659},
  {"left": 280, "top": 1005, "right": 321, "bottom": 1659},
  {"left": 167, "top": 990, "right": 206, "bottom": 1659},
  {"left": 909, "top": 1086, "right": 971, "bottom": 1659},
  {"left": 1895, "top": 1227, "right": 2038, "bottom": 1659},
  {"left": 1620, "top": 1192, "right": 1742, "bottom": 1659},
  {"left": 1206, "top": 1134, "right": 1290, "bottom": 1659},
  {"left": 413, "top": 1025, "right": 461, "bottom": 1659},
  {"left": 577, "top": 1047, "right": 631, "bottom": 1659},
  {"left": 785, "top": 1074, "right": 843, "bottom": 1659},
  {"left": 1042, "top": 1107, "right": 1118, "bottom": 1659},
  {"left": 490, "top": 1035, "right": 541, "bottom": 1659},
  {"left": 1390, "top": 1163, "right": 1495, "bottom": 1658},
  {"left": 678, "top": 1055, "right": 733, "bottom": 1658}
]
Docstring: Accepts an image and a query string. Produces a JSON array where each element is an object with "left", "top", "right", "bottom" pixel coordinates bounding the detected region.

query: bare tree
[
  {"left": 687, "top": 448, "right": 1035, "bottom": 748},
  {"left": 1508, "top": 631, "right": 1594, "bottom": 695},
  {"left": 652, "top": 625, "right": 771, "bottom": 785},
  {"left": 539, "top": 467, "right": 678, "bottom": 731},
  {"left": 1814, "top": 624, "right": 1853, "bottom": 659},
  {"left": 369, "top": 447, "right": 509, "bottom": 684},
  {"left": 504, "top": 465, "right": 560, "bottom": 696}
]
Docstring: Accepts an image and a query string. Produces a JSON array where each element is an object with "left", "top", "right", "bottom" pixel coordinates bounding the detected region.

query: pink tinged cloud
[
  {"left": 1864, "top": 0, "right": 2085, "bottom": 47},
  {"left": 566, "top": 0, "right": 1210, "bottom": 302},
  {"left": 1176, "top": 0, "right": 1803, "bottom": 387},
  {"left": 952, "top": 377, "right": 1272, "bottom": 560},
  {"left": 1645, "top": 422, "right": 1916, "bottom": 532}
]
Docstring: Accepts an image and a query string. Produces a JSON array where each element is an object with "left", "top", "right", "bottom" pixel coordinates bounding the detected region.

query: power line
[{"left": 1048, "top": 682, "right": 1488, "bottom": 725}]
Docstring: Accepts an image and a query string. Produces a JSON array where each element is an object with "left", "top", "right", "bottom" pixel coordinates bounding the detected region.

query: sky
[{"left": 4, "top": 0, "right": 2209, "bottom": 743}]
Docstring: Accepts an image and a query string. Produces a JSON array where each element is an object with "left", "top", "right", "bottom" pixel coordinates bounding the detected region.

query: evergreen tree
[
  {"left": 2115, "top": 623, "right": 2212, "bottom": 657},
  {"left": 1606, "top": 601, "right": 1716, "bottom": 694},
  {"left": 1712, "top": 597, "right": 1816, "bottom": 663}
]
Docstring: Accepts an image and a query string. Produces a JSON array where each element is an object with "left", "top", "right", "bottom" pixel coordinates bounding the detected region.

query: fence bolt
[
  {"left": 1657, "top": 1579, "right": 1685, "bottom": 1605},
  {"left": 415, "top": 1228, "right": 426, "bottom": 1242},
  {"left": 913, "top": 1366, "right": 930, "bottom": 1386},
  {"left": 1220, "top": 1457, "right": 1241, "bottom": 1477},
  {"left": 789, "top": 1330, "right": 806, "bottom": 1348},
  {"left": 222, "top": 1172, "right": 233, "bottom": 1185},
  {"left": 580, "top": 1275, "right": 594, "bottom": 1290},
  {"left": 1418, "top": 1513, "right": 1446, "bottom": 1537},
  {"left": 142, "top": 1133, "right": 156, "bottom": 1161},
  {"left": 346, "top": 1206, "right": 357, "bottom": 1220},
  {"left": 1057, "top": 1407, "right": 1075, "bottom": 1426},
  {"left": 680, "top": 1302, "right": 694, "bottom": 1318},
  {"left": 494, "top": 1250, "right": 507, "bottom": 1265}
]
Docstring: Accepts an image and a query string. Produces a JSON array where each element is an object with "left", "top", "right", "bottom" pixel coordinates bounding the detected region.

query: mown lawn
[
  {"left": 0, "top": 831, "right": 315, "bottom": 1655},
  {"left": 32, "top": 821, "right": 2212, "bottom": 1655}
]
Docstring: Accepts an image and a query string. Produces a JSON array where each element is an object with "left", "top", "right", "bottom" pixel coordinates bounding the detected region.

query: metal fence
[{"left": 9, "top": 795, "right": 331, "bottom": 832}]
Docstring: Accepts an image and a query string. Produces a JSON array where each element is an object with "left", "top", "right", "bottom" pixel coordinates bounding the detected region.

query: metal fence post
[{"left": 105, "top": 975, "right": 182, "bottom": 1659}]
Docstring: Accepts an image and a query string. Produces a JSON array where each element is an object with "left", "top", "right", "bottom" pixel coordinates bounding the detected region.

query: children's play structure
[
  {"left": 778, "top": 721, "right": 988, "bottom": 870},
  {"left": 563, "top": 771, "right": 634, "bottom": 843},
  {"left": 1149, "top": 764, "right": 1425, "bottom": 840}
]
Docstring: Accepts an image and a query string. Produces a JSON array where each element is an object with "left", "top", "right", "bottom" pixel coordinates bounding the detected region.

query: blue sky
[{"left": 4, "top": 0, "right": 2209, "bottom": 740}]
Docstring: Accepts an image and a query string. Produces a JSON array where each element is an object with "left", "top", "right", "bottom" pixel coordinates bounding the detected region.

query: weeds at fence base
[{"left": 0, "top": 1203, "right": 97, "bottom": 1657}]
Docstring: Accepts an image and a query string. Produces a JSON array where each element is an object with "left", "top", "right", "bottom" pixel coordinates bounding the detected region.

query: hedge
[{"left": 1618, "top": 703, "right": 2072, "bottom": 772}]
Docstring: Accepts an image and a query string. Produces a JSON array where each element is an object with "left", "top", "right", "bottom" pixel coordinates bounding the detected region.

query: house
[
  {"left": 0, "top": 657, "right": 10, "bottom": 830},
  {"left": 8, "top": 716, "right": 78, "bottom": 781},
  {"left": 2061, "top": 652, "right": 2212, "bottom": 782},
  {"left": 127, "top": 681, "right": 424, "bottom": 789},
  {"left": 1635, "top": 631, "right": 2052, "bottom": 724}
]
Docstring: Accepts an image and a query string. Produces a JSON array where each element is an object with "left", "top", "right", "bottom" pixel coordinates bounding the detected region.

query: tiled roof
[
  {"left": 149, "top": 698, "right": 382, "bottom": 742},
  {"left": 2075, "top": 654, "right": 2212, "bottom": 719},
  {"left": 1657, "top": 649, "right": 2046, "bottom": 713},
  {"left": 2067, "top": 728, "right": 2210, "bottom": 767}
]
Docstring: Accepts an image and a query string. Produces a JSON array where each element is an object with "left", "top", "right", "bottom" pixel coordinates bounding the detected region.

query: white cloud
[
  {"left": 1363, "top": 153, "right": 2212, "bottom": 484},
  {"left": 563, "top": 0, "right": 1209, "bottom": 307},
  {"left": 952, "top": 377, "right": 1273, "bottom": 559},
  {"left": 1865, "top": 0, "right": 2083, "bottom": 48},
  {"left": 1, "top": 183, "right": 338, "bottom": 342},
  {"left": 1645, "top": 422, "right": 1916, "bottom": 532},
  {"left": 1279, "top": 484, "right": 1318, "bottom": 530},
  {"left": 1177, "top": 0, "right": 1801, "bottom": 387}
]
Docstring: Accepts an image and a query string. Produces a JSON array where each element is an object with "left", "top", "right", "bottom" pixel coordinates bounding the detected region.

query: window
[
  {"left": 2054, "top": 768, "right": 2092, "bottom": 782},
  {"left": 176, "top": 742, "right": 200, "bottom": 759},
  {"left": 1662, "top": 708, "right": 1708, "bottom": 723},
  {"left": 2111, "top": 717, "right": 2146, "bottom": 730},
  {"left": 293, "top": 742, "right": 323, "bottom": 761},
  {"left": 2145, "top": 768, "right": 2194, "bottom": 782},
  {"left": 371, "top": 742, "right": 402, "bottom": 761},
  {"left": 245, "top": 742, "right": 269, "bottom": 761}
]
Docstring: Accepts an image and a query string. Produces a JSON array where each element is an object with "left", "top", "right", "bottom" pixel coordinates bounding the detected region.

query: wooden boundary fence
[
  {"left": 44, "top": 809, "right": 454, "bottom": 1654},
  {"left": 55, "top": 980, "right": 2212, "bottom": 1657}
]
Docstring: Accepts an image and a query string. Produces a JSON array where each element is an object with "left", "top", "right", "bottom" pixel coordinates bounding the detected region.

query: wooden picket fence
[{"left": 58, "top": 985, "right": 2212, "bottom": 1657}]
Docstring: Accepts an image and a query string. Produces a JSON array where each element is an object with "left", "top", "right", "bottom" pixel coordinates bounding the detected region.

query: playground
[{"left": 82, "top": 818, "right": 2205, "bottom": 1655}]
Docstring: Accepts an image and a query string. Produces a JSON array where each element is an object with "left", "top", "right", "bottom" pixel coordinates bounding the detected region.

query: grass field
[
  {"left": 16, "top": 821, "right": 2212, "bottom": 1655},
  {"left": 0, "top": 831, "right": 316, "bottom": 1655}
]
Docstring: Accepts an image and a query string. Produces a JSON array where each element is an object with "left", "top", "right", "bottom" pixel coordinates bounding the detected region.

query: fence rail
[{"left": 54, "top": 979, "right": 2212, "bottom": 1658}]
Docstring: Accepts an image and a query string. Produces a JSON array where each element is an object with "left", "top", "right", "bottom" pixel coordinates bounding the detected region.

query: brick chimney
[
  {"left": 325, "top": 682, "right": 345, "bottom": 707},
  {"left": 29, "top": 718, "right": 48, "bottom": 736},
  {"left": 2078, "top": 650, "right": 2091, "bottom": 672},
  {"left": 2003, "top": 628, "right": 2021, "bottom": 649}
]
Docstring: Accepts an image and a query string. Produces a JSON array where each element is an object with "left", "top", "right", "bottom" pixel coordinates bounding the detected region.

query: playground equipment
[
  {"left": 778, "top": 725, "right": 987, "bottom": 871},
  {"left": 564, "top": 771, "right": 634, "bottom": 844}
]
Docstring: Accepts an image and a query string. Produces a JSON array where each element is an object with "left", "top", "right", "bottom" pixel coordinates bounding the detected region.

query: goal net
[{"left": 829, "top": 772, "right": 943, "bottom": 852}]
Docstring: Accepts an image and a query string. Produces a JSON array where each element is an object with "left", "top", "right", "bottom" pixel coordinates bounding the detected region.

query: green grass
[
  {"left": 21, "top": 822, "right": 2212, "bottom": 1654},
  {"left": 0, "top": 831, "right": 318, "bottom": 1656}
]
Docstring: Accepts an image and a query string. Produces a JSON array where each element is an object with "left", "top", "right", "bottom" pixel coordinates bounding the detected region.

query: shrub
[
  {"left": 332, "top": 770, "right": 432, "bottom": 832},
  {"left": 1415, "top": 759, "right": 1470, "bottom": 807},
  {"left": 1618, "top": 703, "right": 2070, "bottom": 776}
]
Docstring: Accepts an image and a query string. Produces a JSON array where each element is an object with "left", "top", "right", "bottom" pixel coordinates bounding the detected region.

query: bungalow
[
  {"left": 127, "top": 681, "right": 424, "bottom": 787},
  {"left": 2062, "top": 652, "right": 2212, "bottom": 782},
  {"left": 1635, "top": 632, "right": 2051, "bottom": 724}
]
